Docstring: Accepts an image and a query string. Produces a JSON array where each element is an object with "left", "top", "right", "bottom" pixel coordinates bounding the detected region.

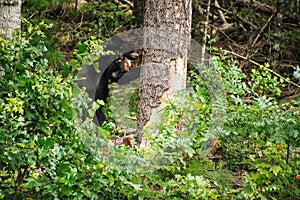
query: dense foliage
[{"left": 0, "top": 0, "right": 299, "bottom": 199}]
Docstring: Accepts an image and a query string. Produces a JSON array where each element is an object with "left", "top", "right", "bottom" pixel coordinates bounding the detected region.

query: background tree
[
  {"left": 132, "top": 0, "right": 145, "bottom": 27},
  {"left": 0, "top": 0, "right": 21, "bottom": 39},
  {"left": 136, "top": 0, "right": 192, "bottom": 143}
]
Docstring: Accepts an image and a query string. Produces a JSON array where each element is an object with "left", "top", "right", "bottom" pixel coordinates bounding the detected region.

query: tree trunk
[
  {"left": 133, "top": 0, "right": 145, "bottom": 27},
  {"left": 0, "top": 0, "right": 21, "bottom": 39},
  {"left": 136, "top": 0, "right": 192, "bottom": 144}
]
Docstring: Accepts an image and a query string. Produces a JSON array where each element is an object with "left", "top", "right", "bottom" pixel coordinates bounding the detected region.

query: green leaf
[
  {"left": 270, "top": 165, "right": 282, "bottom": 176},
  {"left": 16, "top": 143, "right": 25, "bottom": 148},
  {"left": 106, "top": 174, "right": 114, "bottom": 186},
  {"left": 24, "top": 178, "right": 37, "bottom": 188}
]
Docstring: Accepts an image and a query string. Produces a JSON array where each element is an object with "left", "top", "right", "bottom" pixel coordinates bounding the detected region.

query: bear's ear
[
  {"left": 125, "top": 51, "right": 140, "bottom": 60},
  {"left": 115, "top": 57, "right": 125, "bottom": 68},
  {"left": 130, "top": 51, "right": 140, "bottom": 59}
]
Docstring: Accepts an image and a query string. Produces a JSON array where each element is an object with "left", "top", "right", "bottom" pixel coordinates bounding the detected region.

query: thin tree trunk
[
  {"left": 133, "top": 0, "right": 145, "bottom": 27},
  {"left": 0, "top": 0, "right": 21, "bottom": 39}
]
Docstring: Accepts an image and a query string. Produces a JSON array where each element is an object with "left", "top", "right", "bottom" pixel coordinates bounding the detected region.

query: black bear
[{"left": 95, "top": 51, "right": 140, "bottom": 125}]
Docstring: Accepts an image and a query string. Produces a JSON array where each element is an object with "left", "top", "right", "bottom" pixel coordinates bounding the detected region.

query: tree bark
[
  {"left": 136, "top": 0, "right": 192, "bottom": 144},
  {"left": 0, "top": 0, "right": 21, "bottom": 39},
  {"left": 133, "top": 0, "right": 145, "bottom": 27}
]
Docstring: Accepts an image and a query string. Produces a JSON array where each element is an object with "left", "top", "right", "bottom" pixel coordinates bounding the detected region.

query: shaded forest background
[{"left": 22, "top": 0, "right": 300, "bottom": 97}]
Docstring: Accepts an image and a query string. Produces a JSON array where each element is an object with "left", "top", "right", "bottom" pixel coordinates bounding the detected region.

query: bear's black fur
[{"left": 95, "top": 51, "right": 140, "bottom": 125}]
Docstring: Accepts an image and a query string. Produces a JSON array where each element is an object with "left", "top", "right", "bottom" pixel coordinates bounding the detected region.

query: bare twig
[
  {"left": 120, "top": 0, "right": 133, "bottom": 8},
  {"left": 125, "top": 116, "right": 137, "bottom": 121},
  {"left": 113, "top": 0, "right": 133, "bottom": 9},
  {"left": 209, "top": 1, "right": 259, "bottom": 30},
  {"left": 235, "top": 0, "right": 276, "bottom": 15},
  {"left": 252, "top": 14, "right": 273, "bottom": 47},
  {"left": 214, "top": 0, "right": 227, "bottom": 24},
  {"left": 193, "top": 0, "right": 204, "bottom": 15}
]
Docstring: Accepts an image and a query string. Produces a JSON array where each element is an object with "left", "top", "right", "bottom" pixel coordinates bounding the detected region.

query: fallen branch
[
  {"left": 214, "top": 0, "right": 227, "bottom": 24},
  {"left": 224, "top": 50, "right": 300, "bottom": 89},
  {"left": 211, "top": 2, "right": 258, "bottom": 30},
  {"left": 235, "top": 0, "right": 276, "bottom": 15},
  {"left": 119, "top": 0, "right": 133, "bottom": 8},
  {"left": 113, "top": 0, "right": 133, "bottom": 9},
  {"left": 251, "top": 14, "right": 273, "bottom": 47}
]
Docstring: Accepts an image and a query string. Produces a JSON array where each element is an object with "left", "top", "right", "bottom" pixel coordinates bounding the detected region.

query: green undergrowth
[{"left": 0, "top": 22, "right": 299, "bottom": 200}]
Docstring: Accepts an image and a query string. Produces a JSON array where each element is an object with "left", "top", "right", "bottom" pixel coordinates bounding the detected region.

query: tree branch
[
  {"left": 235, "top": 0, "right": 276, "bottom": 15},
  {"left": 225, "top": 50, "right": 300, "bottom": 89}
]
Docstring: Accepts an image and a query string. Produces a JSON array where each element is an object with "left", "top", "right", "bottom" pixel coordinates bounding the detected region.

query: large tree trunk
[
  {"left": 0, "top": 0, "right": 21, "bottom": 39},
  {"left": 136, "top": 0, "right": 192, "bottom": 144}
]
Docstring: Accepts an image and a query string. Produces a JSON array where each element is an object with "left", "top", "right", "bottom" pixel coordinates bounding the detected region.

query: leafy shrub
[
  {"left": 1, "top": 19, "right": 299, "bottom": 200},
  {"left": 0, "top": 21, "right": 80, "bottom": 199},
  {"left": 214, "top": 52, "right": 300, "bottom": 199},
  {"left": 249, "top": 63, "right": 287, "bottom": 96},
  {"left": 0, "top": 21, "right": 218, "bottom": 200},
  {"left": 0, "top": 21, "right": 132, "bottom": 200},
  {"left": 22, "top": 0, "right": 134, "bottom": 62}
]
